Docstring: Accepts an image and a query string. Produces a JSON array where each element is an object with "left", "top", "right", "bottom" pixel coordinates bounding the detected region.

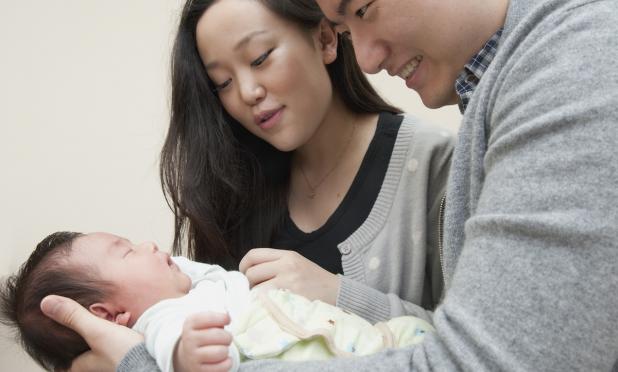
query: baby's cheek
[{"left": 181, "top": 273, "right": 192, "bottom": 293}]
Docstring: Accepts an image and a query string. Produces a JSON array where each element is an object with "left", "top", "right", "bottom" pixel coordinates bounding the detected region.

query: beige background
[{"left": 0, "top": 1, "right": 461, "bottom": 370}]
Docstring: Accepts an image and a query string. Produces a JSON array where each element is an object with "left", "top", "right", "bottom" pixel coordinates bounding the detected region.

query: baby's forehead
[
  {"left": 76, "top": 232, "right": 126, "bottom": 248},
  {"left": 70, "top": 232, "right": 127, "bottom": 260},
  {"left": 83, "top": 231, "right": 124, "bottom": 242}
]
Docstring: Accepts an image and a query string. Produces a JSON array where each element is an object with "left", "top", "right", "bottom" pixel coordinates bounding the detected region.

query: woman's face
[{"left": 195, "top": 0, "right": 336, "bottom": 151}]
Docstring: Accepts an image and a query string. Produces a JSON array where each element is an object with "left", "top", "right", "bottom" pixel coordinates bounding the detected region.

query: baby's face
[{"left": 70, "top": 232, "right": 191, "bottom": 322}]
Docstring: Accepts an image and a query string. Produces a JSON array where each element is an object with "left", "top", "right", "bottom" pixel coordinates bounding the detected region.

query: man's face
[{"left": 316, "top": 0, "right": 471, "bottom": 108}]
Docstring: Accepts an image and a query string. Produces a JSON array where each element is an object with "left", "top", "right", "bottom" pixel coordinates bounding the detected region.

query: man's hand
[
  {"left": 40, "top": 295, "right": 144, "bottom": 372},
  {"left": 174, "top": 312, "right": 234, "bottom": 372},
  {"left": 239, "top": 248, "right": 340, "bottom": 305}
]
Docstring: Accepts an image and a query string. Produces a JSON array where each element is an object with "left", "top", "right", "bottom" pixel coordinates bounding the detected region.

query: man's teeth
[{"left": 399, "top": 56, "right": 423, "bottom": 79}]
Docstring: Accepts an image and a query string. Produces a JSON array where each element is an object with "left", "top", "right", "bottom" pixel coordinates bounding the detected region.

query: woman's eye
[
  {"left": 251, "top": 48, "right": 274, "bottom": 67},
  {"left": 355, "top": 2, "right": 373, "bottom": 18},
  {"left": 213, "top": 79, "right": 232, "bottom": 92}
]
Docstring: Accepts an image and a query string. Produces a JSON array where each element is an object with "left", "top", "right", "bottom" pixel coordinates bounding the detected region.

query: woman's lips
[{"left": 255, "top": 107, "right": 283, "bottom": 130}]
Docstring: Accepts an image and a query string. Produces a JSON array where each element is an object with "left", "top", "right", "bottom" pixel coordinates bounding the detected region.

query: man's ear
[
  {"left": 89, "top": 303, "right": 131, "bottom": 327},
  {"left": 318, "top": 18, "right": 338, "bottom": 64}
]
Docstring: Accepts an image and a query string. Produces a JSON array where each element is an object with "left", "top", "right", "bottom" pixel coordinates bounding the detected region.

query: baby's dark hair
[{"left": 0, "top": 231, "right": 112, "bottom": 371}]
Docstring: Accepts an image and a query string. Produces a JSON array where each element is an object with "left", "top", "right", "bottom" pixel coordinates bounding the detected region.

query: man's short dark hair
[{"left": 0, "top": 231, "right": 112, "bottom": 371}]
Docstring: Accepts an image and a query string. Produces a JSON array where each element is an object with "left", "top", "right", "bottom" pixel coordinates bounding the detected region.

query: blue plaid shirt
[{"left": 455, "top": 28, "right": 503, "bottom": 113}]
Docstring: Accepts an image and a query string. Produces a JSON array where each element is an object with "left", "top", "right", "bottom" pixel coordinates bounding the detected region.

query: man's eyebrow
[
  {"left": 204, "top": 30, "right": 268, "bottom": 70},
  {"left": 337, "top": 0, "right": 353, "bottom": 16}
]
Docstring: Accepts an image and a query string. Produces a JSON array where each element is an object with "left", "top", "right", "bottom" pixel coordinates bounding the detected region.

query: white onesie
[{"left": 132, "top": 257, "right": 249, "bottom": 372}]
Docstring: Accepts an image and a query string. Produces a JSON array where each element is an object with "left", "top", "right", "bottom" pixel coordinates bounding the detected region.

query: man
[{"left": 41, "top": 0, "right": 618, "bottom": 371}]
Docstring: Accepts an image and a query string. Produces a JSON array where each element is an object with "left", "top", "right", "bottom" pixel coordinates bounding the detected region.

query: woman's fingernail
[{"left": 40, "top": 295, "right": 61, "bottom": 316}]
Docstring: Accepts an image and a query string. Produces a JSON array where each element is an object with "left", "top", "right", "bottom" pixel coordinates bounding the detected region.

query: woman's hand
[
  {"left": 174, "top": 312, "right": 233, "bottom": 372},
  {"left": 239, "top": 248, "right": 340, "bottom": 305},
  {"left": 40, "top": 295, "right": 143, "bottom": 372}
]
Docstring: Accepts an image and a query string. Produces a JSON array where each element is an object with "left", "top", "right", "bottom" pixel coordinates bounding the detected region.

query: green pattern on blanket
[{"left": 232, "top": 289, "right": 433, "bottom": 361}]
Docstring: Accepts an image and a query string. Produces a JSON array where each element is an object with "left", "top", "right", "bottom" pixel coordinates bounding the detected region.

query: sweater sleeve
[{"left": 117, "top": 343, "right": 160, "bottom": 372}]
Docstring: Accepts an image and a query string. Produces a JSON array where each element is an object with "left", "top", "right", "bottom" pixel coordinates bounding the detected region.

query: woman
[
  {"left": 160, "top": 0, "right": 453, "bottom": 323},
  {"left": 42, "top": 0, "right": 454, "bottom": 370}
]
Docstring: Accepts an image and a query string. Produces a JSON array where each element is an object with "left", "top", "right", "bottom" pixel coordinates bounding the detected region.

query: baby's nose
[
  {"left": 149, "top": 242, "right": 159, "bottom": 252},
  {"left": 138, "top": 241, "right": 158, "bottom": 253}
]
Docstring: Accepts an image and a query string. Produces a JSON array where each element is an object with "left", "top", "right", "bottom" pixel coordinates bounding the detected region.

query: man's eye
[
  {"left": 251, "top": 48, "right": 274, "bottom": 67},
  {"left": 355, "top": 2, "right": 373, "bottom": 18},
  {"left": 213, "top": 79, "right": 232, "bottom": 92}
]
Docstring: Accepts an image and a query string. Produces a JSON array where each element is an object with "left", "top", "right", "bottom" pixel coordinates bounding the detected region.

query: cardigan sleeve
[{"left": 337, "top": 276, "right": 434, "bottom": 323}]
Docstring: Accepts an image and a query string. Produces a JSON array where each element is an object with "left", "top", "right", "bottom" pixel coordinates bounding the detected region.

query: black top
[{"left": 271, "top": 112, "right": 403, "bottom": 274}]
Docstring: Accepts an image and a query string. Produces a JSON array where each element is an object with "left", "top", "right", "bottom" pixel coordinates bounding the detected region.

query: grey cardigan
[
  {"left": 119, "top": 0, "right": 618, "bottom": 370},
  {"left": 336, "top": 114, "right": 454, "bottom": 324}
]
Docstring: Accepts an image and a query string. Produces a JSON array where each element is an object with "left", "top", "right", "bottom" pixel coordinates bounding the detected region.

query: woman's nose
[{"left": 239, "top": 77, "right": 265, "bottom": 105}]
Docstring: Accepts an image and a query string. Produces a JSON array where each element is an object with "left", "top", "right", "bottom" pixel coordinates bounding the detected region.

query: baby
[{"left": 0, "top": 231, "right": 433, "bottom": 372}]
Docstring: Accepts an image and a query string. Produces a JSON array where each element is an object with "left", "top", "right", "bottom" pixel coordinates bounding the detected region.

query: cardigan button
[
  {"left": 407, "top": 158, "right": 419, "bottom": 173},
  {"left": 340, "top": 245, "right": 351, "bottom": 255},
  {"left": 368, "top": 257, "right": 381, "bottom": 270}
]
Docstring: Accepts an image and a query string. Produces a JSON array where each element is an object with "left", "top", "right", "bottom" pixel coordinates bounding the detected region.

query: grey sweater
[{"left": 119, "top": 0, "right": 618, "bottom": 370}]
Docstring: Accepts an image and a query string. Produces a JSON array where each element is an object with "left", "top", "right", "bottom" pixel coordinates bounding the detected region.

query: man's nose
[{"left": 352, "top": 36, "right": 389, "bottom": 75}]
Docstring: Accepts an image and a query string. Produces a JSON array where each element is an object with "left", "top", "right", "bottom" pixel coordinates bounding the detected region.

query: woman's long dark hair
[{"left": 160, "top": 0, "right": 400, "bottom": 269}]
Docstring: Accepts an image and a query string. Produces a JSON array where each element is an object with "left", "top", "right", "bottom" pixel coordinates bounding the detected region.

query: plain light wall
[{"left": 0, "top": 1, "right": 461, "bottom": 370}]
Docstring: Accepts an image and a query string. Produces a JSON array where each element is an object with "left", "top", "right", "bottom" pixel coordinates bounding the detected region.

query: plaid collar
[{"left": 455, "top": 28, "right": 503, "bottom": 113}]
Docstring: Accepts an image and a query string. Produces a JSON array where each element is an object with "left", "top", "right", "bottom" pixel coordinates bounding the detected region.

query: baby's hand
[{"left": 174, "top": 312, "right": 234, "bottom": 372}]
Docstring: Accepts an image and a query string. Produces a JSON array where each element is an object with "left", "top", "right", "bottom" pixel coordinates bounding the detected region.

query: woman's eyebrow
[
  {"left": 233, "top": 30, "right": 268, "bottom": 51},
  {"left": 204, "top": 30, "right": 269, "bottom": 70}
]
